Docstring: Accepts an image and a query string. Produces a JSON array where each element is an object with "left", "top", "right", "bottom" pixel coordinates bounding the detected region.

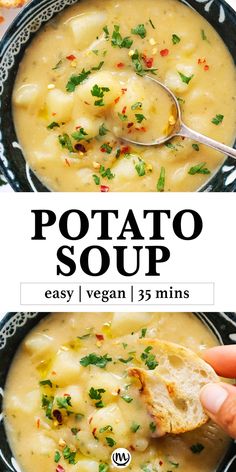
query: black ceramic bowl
[
  {"left": 0, "top": 0, "right": 236, "bottom": 192},
  {"left": 0, "top": 312, "right": 236, "bottom": 471}
]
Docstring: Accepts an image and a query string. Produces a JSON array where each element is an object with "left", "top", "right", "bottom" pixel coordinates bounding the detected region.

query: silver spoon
[{"left": 121, "top": 75, "right": 236, "bottom": 159}]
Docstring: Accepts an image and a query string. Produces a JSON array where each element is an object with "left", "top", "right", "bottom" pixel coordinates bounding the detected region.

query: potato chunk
[
  {"left": 111, "top": 312, "right": 153, "bottom": 336},
  {"left": 50, "top": 350, "right": 82, "bottom": 386},
  {"left": 89, "top": 404, "right": 129, "bottom": 447},
  {"left": 76, "top": 71, "right": 121, "bottom": 110},
  {"left": 55, "top": 385, "right": 86, "bottom": 413},
  {"left": 7, "top": 390, "right": 40, "bottom": 415},
  {"left": 72, "top": 460, "right": 100, "bottom": 472},
  {"left": 46, "top": 88, "right": 74, "bottom": 122},
  {"left": 76, "top": 431, "right": 109, "bottom": 460},
  {"left": 87, "top": 372, "right": 123, "bottom": 402},
  {"left": 14, "top": 84, "right": 42, "bottom": 108},
  {"left": 69, "top": 12, "right": 107, "bottom": 50},
  {"left": 24, "top": 333, "right": 54, "bottom": 359}
]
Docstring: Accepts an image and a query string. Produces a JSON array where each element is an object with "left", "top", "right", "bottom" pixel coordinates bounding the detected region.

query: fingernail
[{"left": 201, "top": 384, "right": 228, "bottom": 414}]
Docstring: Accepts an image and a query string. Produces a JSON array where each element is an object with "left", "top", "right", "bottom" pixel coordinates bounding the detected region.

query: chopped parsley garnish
[
  {"left": 111, "top": 25, "right": 133, "bottom": 49},
  {"left": 99, "top": 463, "right": 109, "bottom": 472},
  {"left": 75, "top": 413, "right": 84, "bottom": 421},
  {"left": 168, "top": 459, "right": 179, "bottom": 468},
  {"left": 92, "top": 49, "right": 99, "bottom": 56},
  {"left": 47, "top": 121, "right": 60, "bottom": 130},
  {"left": 89, "top": 387, "right": 105, "bottom": 408},
  {"left": 157, "top": 166, "right": 166, "bottom": 192},
  {"left": 99, "top": 165, "right": 115, "bottom": 179},
  {"left": 56, "top": 396, "right": 72, "bottom": 409},
  {"left": 135, "top": 159, "right": 146, "bottom": 177},
  {"left": 141, "top": 464, "right": 152, "bottom": 472},
  {"left": 201, "top": 29, "right": 208, "bottom": 41},
  {"left": 135, "top": 113, "right": 146, "bottom": 123},
  {"left": 52, "top": 59, "right": 63, "bottom": 70},
  {"left": 192, "top": 143, "right": 200, "bottom": 151},
  {"left": 58, "top": 134, "right": 74, "bottom": 152},
  {"left": 131, "top": 422, "right": 140, "bottom": 433},
  {"left": 131, "top": 24, "right": 147, "bottom": 39},
  {"left": 191, "top": 443, "right": 205, "bottom": 454},
  {"left": 178, "top": 72, "right": 194, "bottom": 85},
  {"left": 118, "top": 356, "right": 134, "bottom": 364},
  {"left": 131, "top": 102, "right": 143, "bottom": 110},
  {"left": 140, "top": 328, "right": 147, "bottom": 338},
  {"left": 149, "top": 422, "right": 156, "bottom": 433},
  {"left": 99, "top": 425, "right": 113, "bottom": 433},
  {"left": 99, "top": 123, "right": 109, "bottom": 136},
  {"left": 39, "top": 379, "right": 53, "bottom": 388},
  {"left": 71, "top": 427, "right": 79, "bottom": 436},
  {"left": 131, "top": 49, "right": 158, "bottom": 76},
  {"left": 77, "top": 333, "right": 91, "bottom": 340},
  {"left": 92, "top": 61, "right": 105, "bottom": 71},
  {"left": 100, "top": 143, "right": 113, "bottom": 154},
  {"left": 212, "top": 114, "right": 224, "bottom": 125},
  {"left": 172, "top": 34, "right": 181, "bottom": 44},
  {"left": 66, "top": 69, "right": 91, "bottom": 92},
  {"left": 72, "top": 128, "right": 88, "bottom": 141},
  {"left": 165, "top": 142, "right": 177, "bottom": 150},
  {"left": 149, "top": 18, "right": 155, "bottom": 29},
  {"left": 80, "top": 353, "right": 112, "bottom": 368},
  {"left": 121, "top": 394, "right": 133, "bottom": 403},
  {"left": 103, "top": 25, "right": 110, "bottom": 39},
  {"left": 54, "top": 451, "right": 61, "bottom": 463},
  {"left": 93, "top": 175, "right": 101, "bottom": 186},
  {"left": 118, "top": 112, "right": 128, "bottom": 122},
  {"left": 106, "top": 437, "right": 116, "bottom": 447},
  {"left": 141, "top": 346, "right": 158, "bottom": 370},
  {"left": 41, "top": 394, "right": 54, "bottom": 419},
  {"left": 188, "top": 162, "right": 210, "bottom": 175},
  {"left": 63, "top": 446, "right": 77, "bottom": 465},
  {"left": 91, "top": 84, "right": 110, "bottom": 106}
]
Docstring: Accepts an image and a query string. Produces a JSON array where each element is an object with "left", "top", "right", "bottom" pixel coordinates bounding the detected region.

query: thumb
[{"left": 200, "top": 383, "right": 236, "bottom": 439}]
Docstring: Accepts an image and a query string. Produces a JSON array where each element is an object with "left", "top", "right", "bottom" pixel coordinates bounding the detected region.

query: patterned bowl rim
[
  {"left": 0, "top": 0, "right": 236, "bottom": 192},
  {"left": 0, "top": 311, "right": 236, "bottom": 472}
]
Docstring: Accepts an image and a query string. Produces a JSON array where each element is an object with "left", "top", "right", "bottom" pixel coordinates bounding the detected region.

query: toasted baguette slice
[
  {"left": 0, "top": 0, "right": 27, "bottom": 7},
  {"left": 129, "top": 339, "right": 218, "bottom": 437}
]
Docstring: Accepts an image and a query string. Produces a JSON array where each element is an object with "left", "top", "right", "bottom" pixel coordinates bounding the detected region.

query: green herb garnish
[
  {"left": 41, "top": 394, "right": 54, "bottom": 419},
  {"left": 58, "top": 134, "right": 74, "bottom": 152},
  {"left": 63, "top": 446, "right": 77, "bottom": 465},
  {"left": 39, "top": 379, "right": 53, "bottom": 388},
  {"left": 99, "top": 425, "right": 113, "bottom": 433},
  {"left": 188, "top": 163, "right": 210, "bottom": 175},
  {"left": 71, "top": 427, "right": 79, "bottom": 436},
  {"left": 118, "top": 112, "right": 128, "bottom": 122},
  {"left": 157, "top": 166, "right": 165, "bottom": 192},
  {"left": 178, "top": 72, "right": 194, "bottom": 85},
  {"left": 135, "top": 159, "right": 146, "bottom": 177},
  {"left": 212, "top": 114, "right": 224, "bottom": 125},
  {"left": 172, "top": 34, "right": 181, "bottom": 44},
  {"left": 103, "top": 25, "right": 110, "bottom": 39},
  {"left": 66, "top": 69, "right": 91, "bottom": 92},
  {"left": 118, "top": 356, "right": 134, "bottom": 364},
  {"left": 93, "top": 175, "right": 101, "bottom": 186},
  {"left": 131, "top": 24, "right": 147, "bottom": 39},
  {"left": 47, "top": 121, "right": 60, "bottom": 130},
  {"left": 92, "top": 61, "right": 105, "bottom": 71},
  {"left": 56, "top": 396, "right": 72, "bottom": 409},
  {"left": 121, "top": 394, "right": 133, "bottom": 403},
  {"left": 72, "top": 128, "right": 88, "bottom": 141},
  {"left": 149, "top": 422, "right": 156, "bottom": 433},
  {"left": 80, "top": 353, "right": 112, "bottom": 368},
  {"left": 140, "top": 328, "right": 147, "bottom": 338},
  {"left": 131, "top": 422, "right": 140, "bottom": 433},
  {"left": 192, "top": 144, "right": 200, "bottom": 151},
  {"left": 106, "top": 437, "right": 116, "bottom": 447},
  {"left": 54, "top": 451, "right": 61, "bottom": 463},
  {"left": 149, "top": 18, "right": 155, "bottom": 29},
  {"left": 99, "top": 123, "right": 109, "bottom": 136},
  {"left": 99, "top": 464, "right": 109, "bottom": 472},
  {"left": 111, "top": 25, "right": 133, "bottom": 49},
  {"left": 141, "top": 346, "right": 158, "bottom": 370},
  {"left": 131, "top": 102, "right": 143, "bottom": 110}
]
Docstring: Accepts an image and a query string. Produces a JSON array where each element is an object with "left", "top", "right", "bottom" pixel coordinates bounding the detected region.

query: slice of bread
[
  {"left": 0, "top": 0, "right": 27, "bottom": 7},
  {"left": 129, "top": 339, "right": 218, "bottom": 438}
]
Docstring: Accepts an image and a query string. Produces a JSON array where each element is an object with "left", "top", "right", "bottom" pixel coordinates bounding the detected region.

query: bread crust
[{"left": 129, "top": 339, "right": 219, "bottom": 437}]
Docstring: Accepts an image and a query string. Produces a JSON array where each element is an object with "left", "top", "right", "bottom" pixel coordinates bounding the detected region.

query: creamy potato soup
[
  {"left": 13, "top": 0, "right": 236, "bottom": 192},
  {"left": 4, "top": 312, "right": 229, "bottom": 472}
]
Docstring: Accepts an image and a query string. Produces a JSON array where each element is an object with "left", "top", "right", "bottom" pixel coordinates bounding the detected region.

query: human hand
[{"left": 200, "top": 345, "right": 236, "bottom": 439}]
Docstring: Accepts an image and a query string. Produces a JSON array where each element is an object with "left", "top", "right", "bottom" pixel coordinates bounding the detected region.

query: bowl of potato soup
[
  {"left": 0, "top": 312, "right": 236, "bottom": 472},
  {"left": 0, "top": 0, "right": 236, "bottom": 192}
]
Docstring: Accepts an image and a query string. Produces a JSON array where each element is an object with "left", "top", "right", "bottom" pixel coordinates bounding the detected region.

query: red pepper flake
[
  {"left": 159, "top": 461, "right": 163, "bottom": 466},
  {"left": 96, "top": 334, "right": 104, "bottom": 341},
  {"left": 0, "top": 16, "right": 5, "bottom": 24},
  {"left": 204, "top": 64, "right": 209, "bottom": 71},
  {"left": 75, "top": 143, "right": 86, "bottom": 153},
  {"left": 100, "top": 185, "right": 110, "bottom": 193},
  {"left": 135, "top": 127, "right": 147, "bottom": 132},
  {"left": 130, "top": 446, "right": 135, "bottom": 451},
  {"left": 84, "top": 101, "right": 90, "bottom": 105},
  {"left": 65, "top": 158, "right": 70, "bottom": 167},
  {"left": 36, "top": 418, "right": 40, "bottom": 429},
  {"left": 92, "top": 428, "right": 97, "bottom": 438},
  {"left": 121, "top": 145, "right": 130, "bottom": 154},
  {"left": 52, "top": 112, "right": 57, "bottom": 116},
  {"left": 114, "top": 96, "right": 121, "bottom": 104},
  {"left": 127, "top": 122, "right": 134, "bottom": 129},
  {"left": 56, "top": 466, "right": 65, "bottom": 472},
  {"left": 160, "top": 49, "right": 169, "bottom": 57},
  {"left": 117, "top": 62, "right": 124, "bottom": 68},
  {"left": 53, "top": 409, "right": 63, "bottom": 425},
  {"left": 198, "top": 57, "right": 206, "bottom": 65},
  {"left": 142, "top": 54, "right": 154, "bottom": 68},
  {"left": 76, "top": 125, "right": 81, "bottom": 129},
  {"left": 122, "top": 106, "right": 127, "bottom": 115},
  {"left": 89, "top": 417, "right": 93, "bottom": 424},
  {"left": 121, "top": 88, "right": 127, "bottom": 94},
  {"left": 66, "top": 54, "right": 76, "bottom": 61}
]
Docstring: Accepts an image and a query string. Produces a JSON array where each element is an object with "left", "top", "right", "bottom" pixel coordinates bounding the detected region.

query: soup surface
[
  {"left": 4, "top": 312, "right": 229, "bottom": 472},
  {"left": 13, "top": 0, "right": 236, "bottom": 192}
]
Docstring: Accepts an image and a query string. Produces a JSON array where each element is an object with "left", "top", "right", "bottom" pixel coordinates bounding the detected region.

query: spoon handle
[{"left": 177, "top": 123, "right": 236, "bottom": 159}]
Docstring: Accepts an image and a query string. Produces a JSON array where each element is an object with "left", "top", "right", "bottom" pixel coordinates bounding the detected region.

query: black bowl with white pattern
[
  {"left": 0, "top": 312, "right": 236, "bottom": 471},
  {"left": 0, "top": 0, "right": 235, "bottom": 192}
]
